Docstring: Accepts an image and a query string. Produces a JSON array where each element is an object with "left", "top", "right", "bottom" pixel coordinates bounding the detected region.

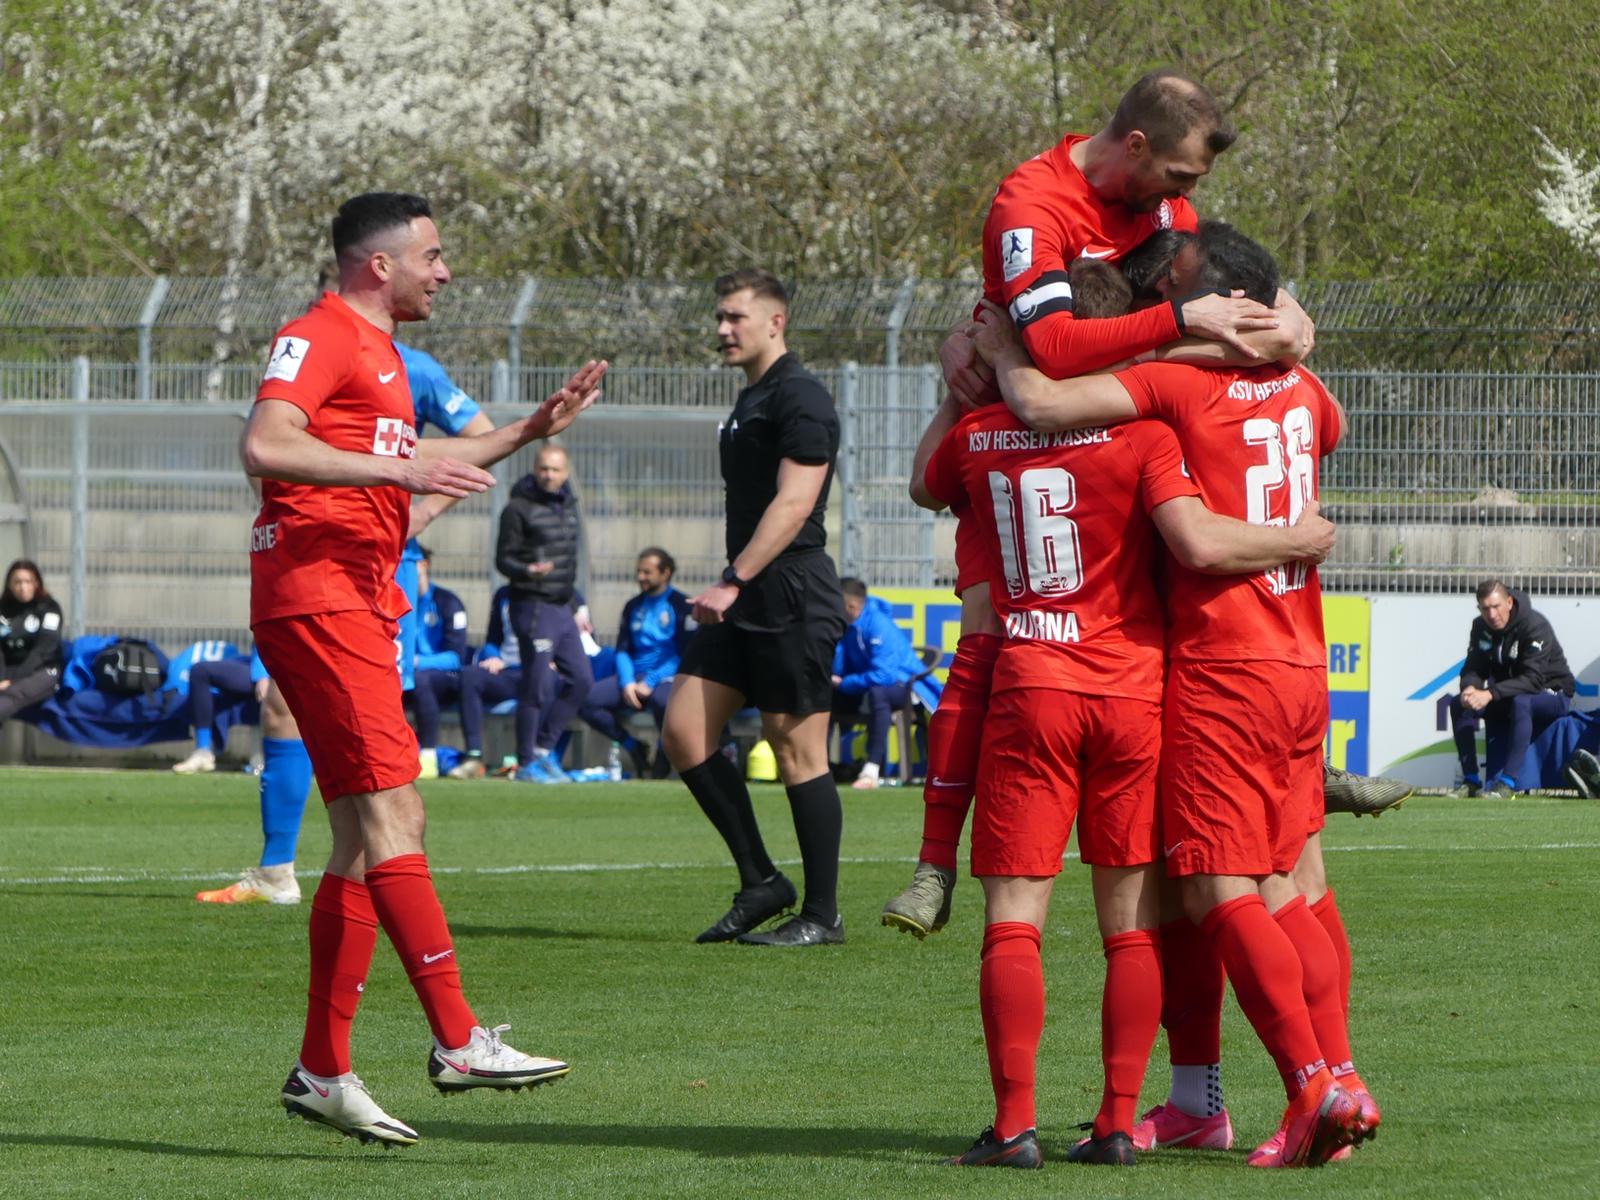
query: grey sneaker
[
  {"left": 881, "top": 862, "right": 956, "bottom": 938},
  {"left": 1323, "top": 763, "right": 1413, "bottom": 818}
]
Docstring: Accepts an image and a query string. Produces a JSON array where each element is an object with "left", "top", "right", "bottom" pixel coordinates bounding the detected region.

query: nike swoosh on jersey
[{"left": 378, "top": 370, "right": 398, "bottom": 384}]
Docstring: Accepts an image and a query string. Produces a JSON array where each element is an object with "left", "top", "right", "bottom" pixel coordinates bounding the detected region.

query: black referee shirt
[{"left": 719, "top": 352, "right": 839, "bottom": 563}]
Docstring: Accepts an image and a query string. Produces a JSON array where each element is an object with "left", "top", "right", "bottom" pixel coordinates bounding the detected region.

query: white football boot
[
  {"left": 281, "top": 1064, "right": 419, "bottom": 1146},
  {"left": 195, "top": 864, "right": 301, "bottom": 905},
  {"left": 172, "top": 748, "right": 216, "bottom": 774},
  {"left": 427, "top": 1024, "right": 571, "bottom": 1093}
]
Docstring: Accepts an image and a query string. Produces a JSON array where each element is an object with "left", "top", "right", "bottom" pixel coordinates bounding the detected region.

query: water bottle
[{"left": 607, "top": 741, "right": 623, "bottom": 782}]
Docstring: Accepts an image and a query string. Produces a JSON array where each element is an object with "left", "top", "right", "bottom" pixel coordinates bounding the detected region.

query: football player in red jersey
[
  {"left": 242, "top": 192, "right": 605, "bottom": 1146},
  {"left": 917, "top": 364, "right": 1333, "bottom": 1168},
  {"left": 975, "top": 221, "right": 1380, "bottom": 1168}
]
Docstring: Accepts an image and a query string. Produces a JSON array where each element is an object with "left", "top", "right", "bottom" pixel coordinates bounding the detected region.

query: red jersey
[
  {"left": 924, "top": 408, "right": 1198, "bottom": 701},
  {"left": 250, "top": 292, "right": 417, "bottom": 625},
  {"left": 982, "top": 133, "right": 1198, "bottom": 379},
  {"left": 1115, "top": 361, "right": 1343, "bottom": 666},
  {"left": 949, "top": 493, "right": 995, "bottom": 594}
]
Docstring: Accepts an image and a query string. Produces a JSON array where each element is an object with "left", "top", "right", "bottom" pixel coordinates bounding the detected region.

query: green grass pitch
[{"left": 2, "top": 767, "right": 1597, "bottom": 1198}]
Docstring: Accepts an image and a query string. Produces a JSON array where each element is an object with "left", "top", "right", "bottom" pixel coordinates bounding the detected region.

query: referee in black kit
[{"left": 662, "top": 268, "right": 848, "bottom": 947}]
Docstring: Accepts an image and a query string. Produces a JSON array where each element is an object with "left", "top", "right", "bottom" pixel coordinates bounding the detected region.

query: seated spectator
[
  {"left": 171, "top": 642, "right": 258, "bottom": 773},
  {"left": 578, "top": 547, "right": 694, "bottom": 777},
  {"left": 446, "top": 585, "right": 523, "bottom": 780},
  {"left": 0, "top": 559, "right": 64, "bottom": 726},
  {"left": 404, "top": 547, "right": 469, "bottom": 779},
  {"left": 1450, "top": 579, "right": 1575, "bottom": 796},
  {"left": 830, "top": 577, "right": 942, "bottom": 790}
]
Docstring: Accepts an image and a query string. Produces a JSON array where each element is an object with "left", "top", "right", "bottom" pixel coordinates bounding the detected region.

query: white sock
[{"left": 1170, "top": 1063, "right": 1224, "bottom": 1117}]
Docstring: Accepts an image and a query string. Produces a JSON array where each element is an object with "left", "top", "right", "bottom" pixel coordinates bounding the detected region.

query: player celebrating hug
[
  {"left": 977, "top": 221, "right": 1380, "bottom": 1168},
  {"left": 242, "top": 192, "right": 605, "bottom": 1146},
  {"left": 915, "top": 376, "right": 1334, "bottom": 1167}
]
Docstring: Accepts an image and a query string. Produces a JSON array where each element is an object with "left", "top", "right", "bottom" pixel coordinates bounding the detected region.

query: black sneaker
[
  {"left": 945, "top": 1126, "right": 1043, "bottom": 1169},
  {"left": 1067, "top": 1130, "right": 1136, "bottom": 1165},
  {"left": 694, "top": 873, "right": 797, "bottom": 943},
  {"left": 736, "top": 913, "right": 845, "bottom": 946},
  {"left": 1566, "top": 748, "right": 1600, "bottom": 798}
]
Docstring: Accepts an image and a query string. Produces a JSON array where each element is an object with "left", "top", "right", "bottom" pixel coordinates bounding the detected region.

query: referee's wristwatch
[{"left": 720, "top": 565, "right": 748, "bottom": 589}]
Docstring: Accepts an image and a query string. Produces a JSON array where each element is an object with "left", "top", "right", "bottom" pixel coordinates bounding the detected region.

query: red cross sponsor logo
[{"left": 372, "top": 417, "right": 417, "bottom": 458}]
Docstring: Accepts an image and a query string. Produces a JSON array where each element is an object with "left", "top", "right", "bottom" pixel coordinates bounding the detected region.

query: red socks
[
  {"left": 917, "top": 635, "right": 998, "bottom": 869},
  {"left": 1158, "top": 917, "right": 1225, "bottom": 1065},
  {"left": 365, "top": 853, "right": 477, "bottom": 1050},
  {"left": 1201, "top": 894, "right": 1325, "bottom": 1098},
  {"left": 979, "top": 921, "right": 1044, "bottom": 1140},
  {"left": 1096, "top": 929, "right": 1163, "bottom": 1138},
  {"left": 1310, "top": 889, "right": 1353, "bottom": 1016},
  {"left": 300, "top": 874, "right": 379, "bottom": 1077},
  {"left": 1275, "top": 894, "right": 1356, "bottom": 1076}
]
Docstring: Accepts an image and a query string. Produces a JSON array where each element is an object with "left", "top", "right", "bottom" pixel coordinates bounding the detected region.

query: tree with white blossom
[{"left": 1534, "top": 130, "right": 1600, "bottom": 259}]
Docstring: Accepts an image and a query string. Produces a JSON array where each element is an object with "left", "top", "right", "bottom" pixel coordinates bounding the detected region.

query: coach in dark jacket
[
  {"left": 0, "top": 559, "right": 65, "bottom": 725},
  {"left": 495, "top": 443, "right": 593, "bottom": 781},
  {"left": 1451, "top": 580, "right": 1575, "bottom": 795}
]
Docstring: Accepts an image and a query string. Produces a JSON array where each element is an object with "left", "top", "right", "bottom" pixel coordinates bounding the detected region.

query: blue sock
[
  {"left": 195, "top": 728, "right": 213, "bottom": 752},
  {"left": 1463, "top": 772, "right": 1482, "bottom": 786},
  {"left": 259, "top": 737, "right": 314, "bottom": 867},
  {"left": 1494, "top": 772, "right": 1517, "bottom": 789}
]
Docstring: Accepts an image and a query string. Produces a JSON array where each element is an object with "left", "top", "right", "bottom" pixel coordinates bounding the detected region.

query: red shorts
[
  {"left": 972, "top": 688, "right": 1161, "bottom": 876},
  {"left": 1160, "top": 659, "right": 1326, "bottom": 878},
  {"left": 921, "top": 633, "right": 1000, "bottom": 806},
  {"left": 253, "top": 611, "right": 417, "bottom": 802}
]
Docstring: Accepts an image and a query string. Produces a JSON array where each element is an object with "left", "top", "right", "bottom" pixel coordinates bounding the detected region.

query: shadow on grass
[
  {"left": 419, "top": 1120, "right": 956, "bottom": 1159},
  {"left": 450, "top": 923, "right": 618, "bottom": 942},
  {"left": 0, "top": 1132, "right": 428, "bottom": 1163}
]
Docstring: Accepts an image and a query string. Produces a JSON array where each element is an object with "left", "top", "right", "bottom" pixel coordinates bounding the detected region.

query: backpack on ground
[{"left": 91, "top": 639, "right": 166, "bottom": 696}]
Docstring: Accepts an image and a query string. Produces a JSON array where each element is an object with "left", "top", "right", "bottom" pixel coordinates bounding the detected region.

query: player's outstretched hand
[
  {"left": 1180, "top": 292, "right": 1278, "bottom": 358},
  {"left": 396, "top": 456, "right": 495, "bottom": 498},
  {"left": 940, "top": 319, "right": 999, "bottom": 409},
  {"left": 528, "top": 359, "right": 609, "bottom": 440},
  {"left": 1291, "top": 499, "right": 1336, "bottom": 563}
]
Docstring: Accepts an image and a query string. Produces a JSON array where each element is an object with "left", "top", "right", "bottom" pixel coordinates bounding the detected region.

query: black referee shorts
[{"left": 679, "top": 551, "right": 846, "bottom": 716}]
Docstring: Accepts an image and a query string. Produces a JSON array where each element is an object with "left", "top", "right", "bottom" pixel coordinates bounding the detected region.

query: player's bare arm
[
  {"left": 1137, "top": 296, "right": 1312, "bottom": 368},
  {"left": 908, "top": 393, "right": 963, "bottom": 511},
  {"left": 242, "top": 398, "right": 494, "bottom": 497},
  {"left": 414, "top": 360, "right": 607, "bottom": 469},
  {"left": 690, "top": 458, "right": 827, "bottom": 625},
  {"left": 1151, "top": 496, "right": 1335, "bottom": 574},
  {"left": 972, "top": 304, "right": 1138, "bottom": 432}
]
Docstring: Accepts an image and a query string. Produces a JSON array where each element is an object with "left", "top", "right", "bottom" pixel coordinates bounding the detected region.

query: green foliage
[{"left": 3, "top": 768, "right": 1598, "bottom": 1197}]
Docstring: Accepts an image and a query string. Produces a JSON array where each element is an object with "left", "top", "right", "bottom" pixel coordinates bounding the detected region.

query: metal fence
[
  {"left": 1, "top": 358, "right": 1598, "bottom": 656},
  {"left": 7, "top": 276, "right": 1600, "bottom": 371}
]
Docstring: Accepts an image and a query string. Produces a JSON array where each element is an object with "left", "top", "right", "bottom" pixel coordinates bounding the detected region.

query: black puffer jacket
[
  {"left": 1459, "top": 587, "right": 1575, "bottom": 700},
  {"left": 496, "top": 475, "right": 581, "bottom": 604},
  {"left": 0, "top": 593, "right": 65, "bottom": 679}
]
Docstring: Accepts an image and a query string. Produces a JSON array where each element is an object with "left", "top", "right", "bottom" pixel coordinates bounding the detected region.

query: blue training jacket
[
  {"left": 414, "top": 583, "right": 468, "bottom": 673},
  {"left": 832, "top": 595, "right": 942, "bottom": 709},
  {"left": 615, "top": 588, "right": 694, "bottom": 688}
]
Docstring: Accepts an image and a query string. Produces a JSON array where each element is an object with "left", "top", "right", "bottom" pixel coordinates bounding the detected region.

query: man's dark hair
[
  {"left": 332, "top": 193, "right": 432, "bottom": 261},
  {"left": 415, "top": 544, "right": 432, "bottom": 562},
  {"left": 1476, "top": 578, "right": 1511, "bottom": 604},
  {"left": 715, "top": 268, "right": 789, "bottom": 310},
  {"left": 1193, "top": 220, "right": 1280, "bottom": 306},
  {"left": 639, "top": 546, "right": 676, "bottom": 577},
  {"left": 1120, "top": 229, "right": 1196, "bottom": 302},
  {"left": 1069, "top": 259, "right": 1133, "bottom": 319},
  {"left": 1109, "top": 69, "right": 1236, "bottom": 155},
  {"left": 840, "top": 577, "right": 868, "bottom": 601}
]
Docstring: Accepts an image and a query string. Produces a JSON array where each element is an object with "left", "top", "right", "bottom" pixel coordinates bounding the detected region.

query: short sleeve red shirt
[
  {"left": 981, "top": 134, "right": 1198, "bottom": 378},
  {"left": 925, "top": 408, "right": 1198, "bottom": 700},
  {"left": 1114, "top": 360, "right": 1343, "bottom": 666},
  {"left": 250, "top": 292, "right": 417, "bottom": 625},
  {"left": 948, "top": 493, "right": 995, "bottom": 595}
]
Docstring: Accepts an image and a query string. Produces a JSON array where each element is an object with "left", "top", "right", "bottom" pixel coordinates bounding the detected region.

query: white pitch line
[{"left": 3, "top": 843, "right": 1598, "bottom": 887}]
